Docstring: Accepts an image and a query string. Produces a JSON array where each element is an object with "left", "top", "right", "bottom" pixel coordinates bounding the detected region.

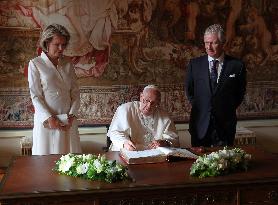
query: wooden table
[{"left": 0, "top": 146, "right": 278, "bottom": 205}]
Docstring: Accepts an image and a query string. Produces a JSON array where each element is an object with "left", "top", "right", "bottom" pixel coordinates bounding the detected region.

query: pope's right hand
[{"left": 123, "top": 140, "right": 136, "bottom": 151}]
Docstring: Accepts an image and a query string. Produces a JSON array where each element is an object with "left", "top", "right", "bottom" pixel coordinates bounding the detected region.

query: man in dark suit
[{"left": 185, "top": 24, "right": 246, "bottom": 147}]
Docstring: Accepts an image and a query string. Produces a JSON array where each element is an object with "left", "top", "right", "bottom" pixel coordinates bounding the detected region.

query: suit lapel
[
  {"left": 201, "top": 56, "right": 212, "bottom": 94},
  {"left": 41, "top": 52, "right": 64, "bottom": 81},
  {"left": 216, "top": 55, "right": 232, "bottom": 92},
  {"left": 201, "top": 55, "right": 215, "bottom": 94}
]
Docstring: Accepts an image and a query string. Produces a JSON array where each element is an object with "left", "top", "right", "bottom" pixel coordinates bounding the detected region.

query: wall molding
[{"left": 0, "top": 119, "right": 276, "bottom": 139}]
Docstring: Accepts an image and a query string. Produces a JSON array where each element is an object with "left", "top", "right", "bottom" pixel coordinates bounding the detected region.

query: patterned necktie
[{"left": 210, "top": 59, "right": 218, "bottom": 89}]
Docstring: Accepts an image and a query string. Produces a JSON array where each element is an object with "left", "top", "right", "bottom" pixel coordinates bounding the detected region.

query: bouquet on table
[
  {"left": 190, "top": 147, "right": 252, "bottom": 178},
  {"left": 53, "top": 153, "right": 129, "bottom": 183}
]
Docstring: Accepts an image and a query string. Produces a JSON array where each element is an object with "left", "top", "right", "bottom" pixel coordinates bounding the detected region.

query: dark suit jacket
[{"left": 185, "top": 54, "right": 246, "bottom": 145}]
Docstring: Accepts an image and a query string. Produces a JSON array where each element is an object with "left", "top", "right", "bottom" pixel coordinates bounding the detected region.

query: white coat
[{"left": 28, "top": 51, "right": 81, "bottom": 155}]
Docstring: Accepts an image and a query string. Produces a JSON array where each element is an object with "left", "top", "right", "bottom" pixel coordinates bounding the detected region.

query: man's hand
[
  {"left": 148, "top": 140, "right": 170, "bottom": 149},
  {"left": 123, "top": 140, "right": 136, "bottom": 151}
]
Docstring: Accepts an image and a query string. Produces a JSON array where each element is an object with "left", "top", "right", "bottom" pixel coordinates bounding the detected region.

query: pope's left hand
[{"left": 148, "top": 140, "right": 170, "bottom": 149}]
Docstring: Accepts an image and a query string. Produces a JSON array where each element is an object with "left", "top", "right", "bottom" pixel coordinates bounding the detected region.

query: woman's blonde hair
[{"left": 39, "top": 24, "right": 70, "bottom": 52}]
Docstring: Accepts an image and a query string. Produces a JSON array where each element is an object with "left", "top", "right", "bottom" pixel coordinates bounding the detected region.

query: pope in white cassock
[
  {"left": 108, "top": 85, "right": 180, "bottom": 151},
  {"left": 28, "top": 24, "right": 81, "bottom": 155}
]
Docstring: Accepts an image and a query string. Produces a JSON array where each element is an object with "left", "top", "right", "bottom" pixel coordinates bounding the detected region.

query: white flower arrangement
[
  {"left": 190, "top": 147, "right": 251, "bottom": 178},
  {"left": 53, "top": 153, "right": 129, "bottom": 183}
]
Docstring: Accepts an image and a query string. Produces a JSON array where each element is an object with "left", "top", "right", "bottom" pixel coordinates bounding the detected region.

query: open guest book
[{"left": 120, "top": 147, "right": 199, "bottom": 164}]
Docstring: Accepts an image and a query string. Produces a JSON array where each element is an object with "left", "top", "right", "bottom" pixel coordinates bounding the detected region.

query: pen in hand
[{"left": 124, "top": 135, "right": 137, "bottom": 151}]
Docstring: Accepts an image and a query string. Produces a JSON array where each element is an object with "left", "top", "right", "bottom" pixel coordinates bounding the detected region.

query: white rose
[
  {"left": 59, "top": 159, "right": 73, "bottom": 172},
  {"left": 93, "top": 159, "right": 103, "bottom": 173},
  {"left": 107, "top": 167, "right": 117, "bottom": 174},
  {"left": 76, "top": 163, "right": 89, "bottom": 174},
  {"left": 244, "top": 154, "right": 252, "bottom": 160},
  {"left": 233, "top": 155, "right": 241, "bottom": 163},
  {"left": 219, "top": 159, "right": 228, "bottom": 169}
]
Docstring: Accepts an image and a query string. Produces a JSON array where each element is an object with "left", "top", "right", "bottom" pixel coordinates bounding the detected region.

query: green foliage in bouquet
[
  {"left": 53, "top": 153, "right": 129, "bottom": 183},
  {"left": 190, "top": 147, "right": 251, "bottom": 178}
]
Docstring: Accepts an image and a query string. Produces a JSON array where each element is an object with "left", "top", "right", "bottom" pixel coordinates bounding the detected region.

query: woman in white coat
[{"left": 28, "top": 24, "right": 81, "bottom": 155}]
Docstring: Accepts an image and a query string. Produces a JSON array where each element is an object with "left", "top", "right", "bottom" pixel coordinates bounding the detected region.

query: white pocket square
[{"left": 229, "top": 74, "right": 235, "bottom": 77}]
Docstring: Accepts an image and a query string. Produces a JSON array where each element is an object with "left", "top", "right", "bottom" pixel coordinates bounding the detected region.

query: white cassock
[
  {"left": 28, "top": 51, "right": 81, "bottom": 155},
  {"left": 107, "top": 101, "right": 180, "bottom": 151}
]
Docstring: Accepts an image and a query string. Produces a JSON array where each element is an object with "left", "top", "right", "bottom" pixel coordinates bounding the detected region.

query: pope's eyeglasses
[{"left": 142, "top": 98, "right": 159, "bottom": 108}]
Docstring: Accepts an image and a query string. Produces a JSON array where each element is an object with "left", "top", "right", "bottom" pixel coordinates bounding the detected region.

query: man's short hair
[
  {"left": 142, "top": 85, "right": 161, "bottom": 101},
  {"left": 204, "top": 24, "right": 225, "bottom": 43},
  {"left": 143, "top": 85, "right": 160, "bottom": 93}
]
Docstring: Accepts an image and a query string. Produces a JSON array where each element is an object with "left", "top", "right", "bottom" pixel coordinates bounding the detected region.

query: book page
[
  {"left": 158, "top": 147, "right": 198, "bottom": 159},
  {"left": 157, "top": 147, "right": 173, "bottom": 155},
  {"left": 120, "top": 147, "right": 198, "bottom": 164},
  {"left": 120, "top": 148, "right": 168, "bottom": 164},
  {"left": 121, "top": 148, "right": 164, "bottom": 159}
]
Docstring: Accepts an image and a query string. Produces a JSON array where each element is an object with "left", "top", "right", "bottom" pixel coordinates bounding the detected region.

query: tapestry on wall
[
  {"left": 0, "top": 83, "right": 277, "bottom": 128},
  {"left": 0, "top": 0, "right": 277, "bottom": 128}
]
